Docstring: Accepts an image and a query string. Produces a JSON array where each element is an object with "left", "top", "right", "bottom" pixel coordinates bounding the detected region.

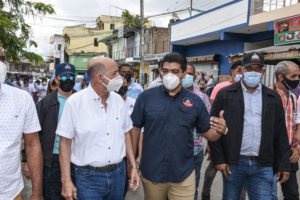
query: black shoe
[{"left": 201, "top": 193, "right": 210, "bottom": 200}]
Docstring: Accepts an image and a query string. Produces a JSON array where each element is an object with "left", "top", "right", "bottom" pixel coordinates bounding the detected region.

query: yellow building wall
[{"left": 63, "top": 15, "right": 124, "bottom": 55}]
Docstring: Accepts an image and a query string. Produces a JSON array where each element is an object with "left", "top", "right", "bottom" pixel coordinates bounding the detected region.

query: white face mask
[
  {"left": 103, "top": 75, "right": 123, "bottom": 92},
  {"left": 0, "top": 61, "right": 7, "bottom": 83},
  {"left": 163, "top": 73, "right": 182, "bottom": 91}
]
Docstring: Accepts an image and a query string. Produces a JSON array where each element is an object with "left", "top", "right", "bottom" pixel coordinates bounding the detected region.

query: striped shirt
[
  {"left": 192, "top": 88, "right": 211, "bottom": 155},
  {"left": 271, "top": 86, "right": 297, "bottom": 145}
]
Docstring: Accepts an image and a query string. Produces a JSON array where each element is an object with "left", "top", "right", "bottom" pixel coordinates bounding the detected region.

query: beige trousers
[{"left": 142, "top": 170, "right": 195, "bottom": 200}]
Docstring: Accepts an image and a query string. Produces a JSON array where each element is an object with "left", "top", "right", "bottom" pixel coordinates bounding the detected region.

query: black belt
[
  {"left": 240, "top": 155, "right": 258, "bottom": 160},
  {"left": 82, "top": 160, "right": 123, "bottom": 172}
]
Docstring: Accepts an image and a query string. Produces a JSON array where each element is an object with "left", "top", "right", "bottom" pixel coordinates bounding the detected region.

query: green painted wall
[{"left": 69, "top": 55, "right": 94, "bottom": 73}]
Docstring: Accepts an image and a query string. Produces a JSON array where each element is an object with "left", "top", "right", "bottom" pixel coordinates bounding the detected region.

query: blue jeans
[
  {"left": 271, "top": 175, "right": 278, "bottom": 200},
  {"left": 194, "top": 150, "right": 204, "bottom": 200},
  {"left": 75, "top": 160, "right": 126, "bottom": 200},
  {"left": 223, "top": 157, "right": 274, "bottom": 200}
]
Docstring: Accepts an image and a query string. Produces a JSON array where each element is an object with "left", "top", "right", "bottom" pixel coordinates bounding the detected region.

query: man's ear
[{"left": 277, "top": 73, "right": 284, "bottom": 82}]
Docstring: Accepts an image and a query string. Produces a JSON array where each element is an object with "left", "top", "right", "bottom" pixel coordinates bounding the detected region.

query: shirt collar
[
  {"left": 129, "top": 80, "right": 135, "bottom": 89},
  {"left": 87, "top": 84, "right": 112, "bottom": 104},
  {"left": 241, "top": 81, "right": 262, "bottom": 93},
  {"left": 160, "top": 85, "right": 185, "bottom": 98},
  {"left": 57, "top": 91, "right": 67, "bottom": 99}
]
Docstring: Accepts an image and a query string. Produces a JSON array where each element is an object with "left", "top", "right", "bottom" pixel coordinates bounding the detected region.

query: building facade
[{"left": 170, "top": 0, "right": 300, "bottom": 84}]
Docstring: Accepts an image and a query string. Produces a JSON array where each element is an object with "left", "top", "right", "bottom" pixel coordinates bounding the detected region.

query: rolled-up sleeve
[
  {"left": 56, "top": 100, "right": 75, "bottom": 139},
  {"left": 23, "top": 94, "right": 41, "bottom": 134},
  {"left": 123, "top": 104, "right": 133, "bottom": 133},
  {"left": 130, "top": 94, "right": 144, "bottom": 128}
]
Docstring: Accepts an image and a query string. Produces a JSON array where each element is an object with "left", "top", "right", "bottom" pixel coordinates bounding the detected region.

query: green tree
[
  {"left": 121, "top": 10, "right": 149, "bottom": 29},
  {"left": 0, "top": 0, "right": 55, "bottom": 64}
]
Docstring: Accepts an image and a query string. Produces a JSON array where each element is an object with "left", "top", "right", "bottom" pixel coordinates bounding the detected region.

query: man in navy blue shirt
[{"left": 130, "top": 53, "right": 227, "bottom": 200}]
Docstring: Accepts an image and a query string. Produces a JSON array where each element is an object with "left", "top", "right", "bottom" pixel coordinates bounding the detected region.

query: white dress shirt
[
  {"left": 56, "top": 85, "right": 133, "bottom": 167},
  {"left": 0, "top": 84, "right": 41, "bottom": 200}
]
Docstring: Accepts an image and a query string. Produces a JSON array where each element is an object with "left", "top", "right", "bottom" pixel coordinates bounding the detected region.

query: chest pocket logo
[{"left": 182, "top": 97, "right": 194, "bottom": 108}]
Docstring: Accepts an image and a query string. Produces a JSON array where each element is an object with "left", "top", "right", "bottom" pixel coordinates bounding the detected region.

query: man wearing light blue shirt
[{"left": 209, "top": 52, "right": 291, "bottom": 200}]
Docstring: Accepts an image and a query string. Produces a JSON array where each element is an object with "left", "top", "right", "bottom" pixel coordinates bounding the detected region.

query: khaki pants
[
  {"left": 142, "top": 170, "right": 195, "bottom": 200},
  {"left": 14, "top": 193, "right": 22, "bottom": 200}
]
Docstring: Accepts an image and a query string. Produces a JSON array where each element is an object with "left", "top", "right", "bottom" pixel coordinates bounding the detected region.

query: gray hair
[
  {"left": 87, "top": 62, "right": 106, "bottom": 80},
  {"left": 274, "top": 61, "right": 299, "bottom": 81}
]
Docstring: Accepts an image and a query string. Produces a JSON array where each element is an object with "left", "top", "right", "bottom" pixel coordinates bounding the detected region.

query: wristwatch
[
  {"left": 131, "top": 164, "right": 139, "bottom": 169},
  {"left": 217, "top": 128, "right": 228, "bottom": 136}
]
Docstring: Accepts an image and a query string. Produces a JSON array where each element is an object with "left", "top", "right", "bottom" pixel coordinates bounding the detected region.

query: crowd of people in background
[{"left": 1, "top": 50, "right": 300, "bottom": 200}]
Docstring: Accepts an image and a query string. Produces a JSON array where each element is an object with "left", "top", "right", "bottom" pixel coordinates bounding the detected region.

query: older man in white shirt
[{"left": 57, "top": 57, "right": 140, "bottom": 200}]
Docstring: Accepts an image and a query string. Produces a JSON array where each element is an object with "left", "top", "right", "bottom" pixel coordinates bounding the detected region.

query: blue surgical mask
[
  {"left": 234, "top": 74, "right": 243, "bottom": 82},
  {"left": 182, "top": 74, "right": 194, "bottom": 88},
  {"left": 243, "top": 71, "right": 262, "bottom": 87}
]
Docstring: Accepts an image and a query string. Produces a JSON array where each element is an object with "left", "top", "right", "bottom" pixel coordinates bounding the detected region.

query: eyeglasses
[{"left": 61, "top": 75, "right": 74, "bottom": 81}]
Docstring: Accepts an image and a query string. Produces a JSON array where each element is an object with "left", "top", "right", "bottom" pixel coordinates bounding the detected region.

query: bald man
[{"left": 57, "top": 57, "right": 140, "bottom": 200}]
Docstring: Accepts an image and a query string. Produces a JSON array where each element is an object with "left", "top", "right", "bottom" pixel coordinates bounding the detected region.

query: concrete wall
[
  {"left": 249, "top": 2, "right": 300, "bottom": 26},
  {"left": 147, "top": 27, "right": 170, "bottom": 54},
  {"left": 63, "top": 15, "right": 123, "bottom": 55},
  {"left": 171, "top": 0, "right": 249, "bottom": 42}
]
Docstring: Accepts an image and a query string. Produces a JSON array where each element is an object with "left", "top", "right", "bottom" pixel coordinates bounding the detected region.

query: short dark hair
[
  {"left": 231, "top": 60, "right": 242, "bottom": 70},
  {"left": 162, "top": 53, "right": 187, "bottom": 72},
  {"left": 119, "top": 63, "right": 133, "bottom": 72},
  {"left": 187, "top": 62, "right": 196, "bottom": 73}
]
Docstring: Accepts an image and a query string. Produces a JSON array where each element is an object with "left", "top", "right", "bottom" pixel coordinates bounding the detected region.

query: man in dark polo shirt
[{"left": 130, "top": 52, "right": 227, "bottom": 200}]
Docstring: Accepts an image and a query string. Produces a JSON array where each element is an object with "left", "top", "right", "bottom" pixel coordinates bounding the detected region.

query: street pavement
[{"left": 22, "top": 141, "right": 300, "bottom": 199}]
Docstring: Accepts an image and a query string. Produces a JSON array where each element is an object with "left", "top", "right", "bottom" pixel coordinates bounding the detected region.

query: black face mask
[
  {"left": 120, "top": 73, "right": 132, "bottom": 83},
  {"left": 59, "top": 79, "right": 75, "bottom": 92},
  {"left": 282, "top": 76, "right": 299, "bottom": 90},
  {"left": 117, "top": 85, "right": 128, "bottom": 96}
]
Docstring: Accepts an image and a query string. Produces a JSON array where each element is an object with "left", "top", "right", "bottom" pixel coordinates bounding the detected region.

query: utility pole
[
  {"left": 189, "top": 0, "right": 193, "bottom": 16},
  {"left": 140, "top": 0, "right": 145, "bottom": 87}
]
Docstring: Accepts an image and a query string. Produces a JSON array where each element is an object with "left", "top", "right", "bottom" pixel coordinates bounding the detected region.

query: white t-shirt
[
  {"left": 0, "top": 84, "right": 41, "bottom": 199},
  {"left": 207, "top": 78, "right": 214, "bottom": 89},
  {"left": 56, "top": 85, "right": 133, "bottom": 167},
  {"left": 21, "top": 84, "right": 35, "bottom": 96},
  {"left": 37, "top": 84, "right": 48, "bottom": 100}
]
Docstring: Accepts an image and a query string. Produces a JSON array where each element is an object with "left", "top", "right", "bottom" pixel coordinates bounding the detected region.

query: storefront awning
[
  {"left": 186, "top": 54, "right": 220, "bottom": 63},
  {"left": 229, "top": 44, "right": 300, "bottom": 62}
]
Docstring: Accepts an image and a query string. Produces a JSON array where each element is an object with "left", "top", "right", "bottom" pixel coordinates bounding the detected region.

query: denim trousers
[
  {"left": 75, "top": 160, "right": 126, "bottom": 200},
  {"left": 223, "top": 157, "right": 274, "bottom": 200},
  {"left": 194, "top": 150, "right": 204, "bottom": 200}
]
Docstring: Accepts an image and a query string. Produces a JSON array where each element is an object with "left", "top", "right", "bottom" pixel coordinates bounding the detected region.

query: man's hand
[
  {"left": 204, "top": 146, "right": 211, "bottom": 161},
  {"left": 290, "top": 148, "right": 300, "bottom": 163},
  {"left": 215, "top": 163, "right": 231, "bottom": 179},
  {"left": 210, "top": 110, "right": 227, "bottom": 135},
  {"left": 129, "top": 168, "right": 140, "bottom": 191},
  {"left": 23, "top": 162, "right": 31, "bottom": 179},
  {"left": 136, "top": 156, "right": 141, "bottom": 166},
  {"left": 276, "top": 172, "right": 290, "bottom": 184},
  {"left": 62, "top": 180, "right": 77, "bottom": 200}
]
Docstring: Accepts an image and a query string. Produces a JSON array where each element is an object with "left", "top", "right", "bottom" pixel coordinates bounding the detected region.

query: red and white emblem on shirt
[{"left": 182, "top": 97, "right": 194, "bottom": 107}]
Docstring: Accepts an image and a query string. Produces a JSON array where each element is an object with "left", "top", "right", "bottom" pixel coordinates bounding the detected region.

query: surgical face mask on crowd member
[
  {"left": 59, "top": 75, "right": 75, "bottom": 92},
  {"left": 29, "top": 79, "right": 33, "bottom": 83},
  {"left": 0, "top": 61, "right": 7, "bottom": 83},
  {"left": 282, "top": 76, "right": 299, "bottom": 90},
  {"left": 103, "top": 75, "right": 123, "bottom": 92},
  {"left": 242, "top": 71, "right": 262, "bottom": 88},
  {"left": 117, "top": 85, "right": 128, "bottom": 96},
  {"left": 182, "top": 74, "right": 194, "bottom": 88},
  {"left": 42, "top": 81, "right": 47, "bottom": 86},
  {"left": 234, "top": 74, "right": 243, "bottom": 82},
  {"left": 162, "top": 73, "right": 182, "bottom": 91}
]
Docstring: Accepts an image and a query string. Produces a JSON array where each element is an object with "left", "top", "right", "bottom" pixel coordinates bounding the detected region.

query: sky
[{"left": 26, "top": 0, "right": 231, "bottom": 59}]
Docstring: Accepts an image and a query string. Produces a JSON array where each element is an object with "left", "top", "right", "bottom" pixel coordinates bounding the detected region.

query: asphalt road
[{"left": 22, "top": 144, "right": 299, "bottom": 200}]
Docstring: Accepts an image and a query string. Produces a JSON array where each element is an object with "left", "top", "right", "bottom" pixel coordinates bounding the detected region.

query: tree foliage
[
  {"left": 0, "top": 0, "right": 55, "bottom": 64},
  {"left": 121, "top": 10, "right": 149, "bottom": 29}
]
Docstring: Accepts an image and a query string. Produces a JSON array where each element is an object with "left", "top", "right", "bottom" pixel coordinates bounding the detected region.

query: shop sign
[
  {"left": 275, "top": 15, "right": 300, "bottom": 45},
  {"left": 186, "top": 54, "right": 220, "bottom": 63},
  {"left": 265, "top": 50, "right": 300, "bottom": 60}
]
